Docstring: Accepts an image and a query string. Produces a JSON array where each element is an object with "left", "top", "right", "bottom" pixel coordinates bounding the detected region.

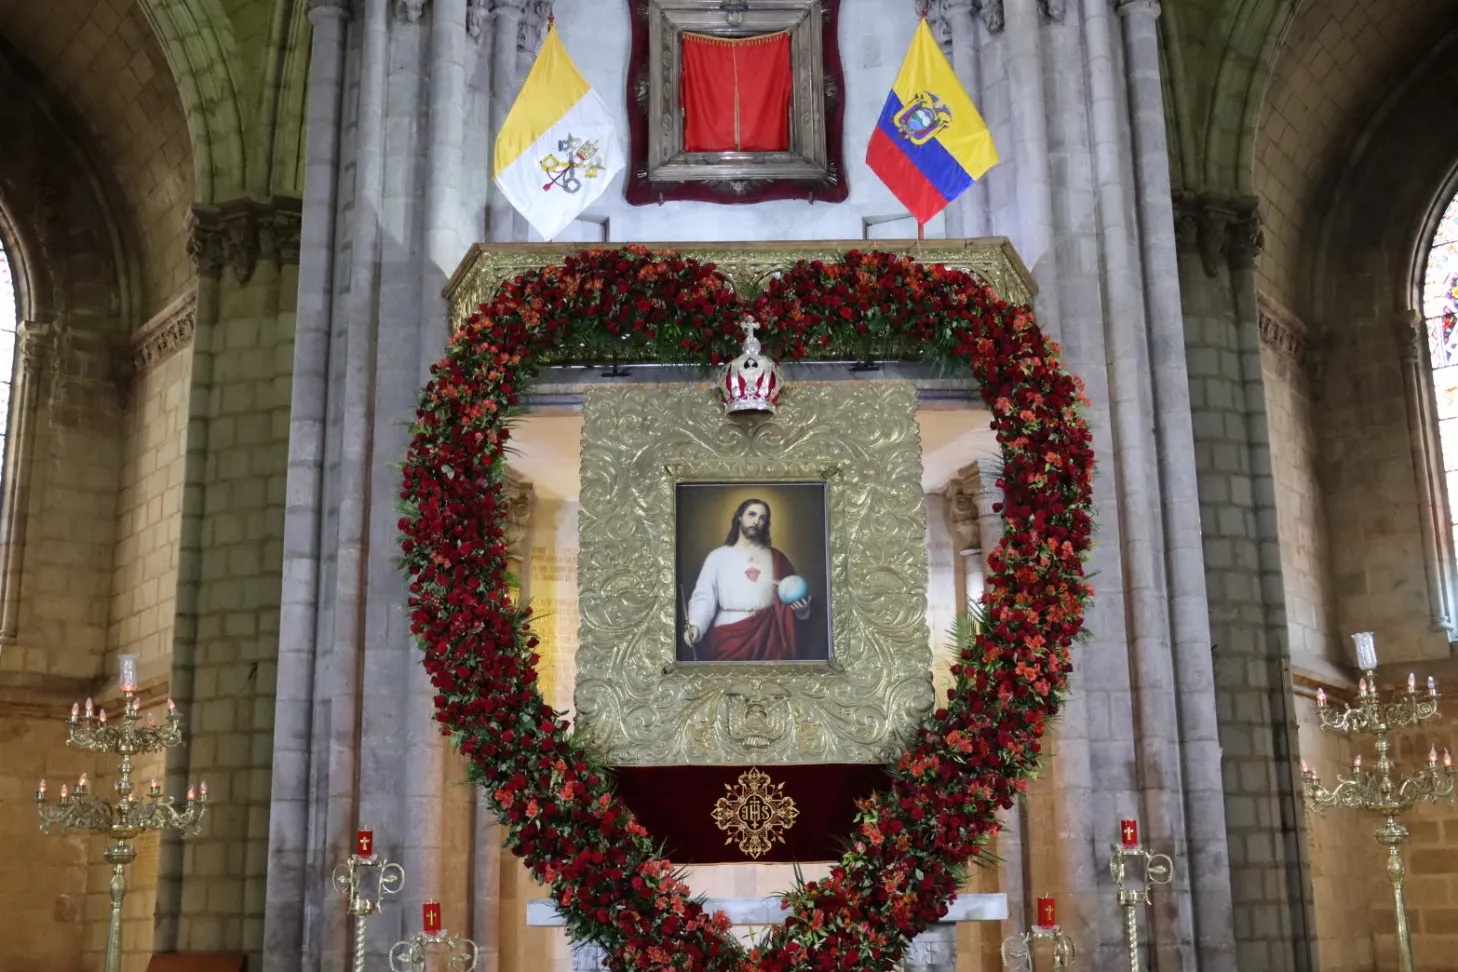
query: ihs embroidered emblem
[{"left": 711, "top": 767, "right": 799, "bottom": 859}]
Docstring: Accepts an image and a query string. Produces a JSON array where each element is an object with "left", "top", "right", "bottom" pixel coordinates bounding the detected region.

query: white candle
[
  {"left": 1300, "top": 759, "right": 1310, "bottom": 775},
  {"left": 1353, "top": 755, "right": 1363, "bottom": 772},
  {"left": 199, "top": 781, "right": 208, "bottom": 799},
  {"left": 60, "top": 784, "right": 69, "bottom": 800},
  {"left": 1445, "top": 749, "right": 1453, "bottom": 769},
  {"left": 1409, "top": 673, "right": 1417, "bottom": 694},
  {"left": 1317, "top": 688, "right": 1328, "bottom": 707},
  {"left": 1430, "top": 676, "right": 1439, "bottom": 697},
  {"left": 85, "top": 697, "right": 94, "bottom": 717},
  {"left": 187, "top": 786, "right": 196, "bottom": 802},
  {"left": 78, "top": 773, "right": 88, "bottom": 791},
  {"left": 166, "top": 698, "right": 176, "bottom": 716},
  {"left": 1359, "top": 678, "right": 1368, "bottom": 698},
  {"left": 37, "top": 779, "right": 46, "bottom": 799},
  {"left": 98, "top": 708, "right": 107, "bottom": 725},
  {"left": 70, "top": 703, "right": 78, "bottom": 720},
  {"left": 149, "top": 777, "right": 159, "bottom": 794},
  {"left": 1352, "top": 631, "right": 1378, "bottom": 671},
  {"left": 1430, "top": 746, "right": 1438, "bottom": 766}
]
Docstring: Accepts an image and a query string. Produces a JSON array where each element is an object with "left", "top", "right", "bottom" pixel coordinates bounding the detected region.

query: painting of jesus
[{"left": 675, "top": 482, "right": 832, "bottom": 663}]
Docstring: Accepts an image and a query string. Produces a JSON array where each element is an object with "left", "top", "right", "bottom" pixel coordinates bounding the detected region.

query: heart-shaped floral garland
[{"left": 399, "top": 246, "right": 1094, "bottom": 972}]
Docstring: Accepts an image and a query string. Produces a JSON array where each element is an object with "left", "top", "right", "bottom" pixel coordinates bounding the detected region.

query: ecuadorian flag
[
  {"left": 494, "top": 25, "right": 621, "bottom": 242},
  {"left": 866, "top": 19, "right": 999, "bottom": 227}
]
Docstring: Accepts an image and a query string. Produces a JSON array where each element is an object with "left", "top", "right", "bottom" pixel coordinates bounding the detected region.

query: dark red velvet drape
[
  {"left": 612, "top": 764, "right": 889, "bottom": 864},
  {"left": 680, "top": 31, "right": 792, "bottom": 152}
]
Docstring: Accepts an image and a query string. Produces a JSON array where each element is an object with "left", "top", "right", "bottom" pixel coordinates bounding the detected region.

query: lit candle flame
[
  {"left": 167, "top": 698, "right": 176, "bottom": 714},
  {"left": 1300, "top": 759, "right": 1309, "bottom": 775},
  {"left": 187, "top": 786, "right": 196, "bottom": 802},
  {"left": 60, "top": 784, "right": 69, "bottom": 800},
  {"left": 1353, "top": 755, "right": 1362, "bottom": 771},
  {"left": 85, "top": 697, "right": 93, "bottom": 716},
  {"left": 150, "top": 777, "right": 159, "bottom": 793},
  {"left": 98, "top": 708, "right": 107, "bottom": 725},
  {"left": 1431, "top": 746, "right": 1439, "bottom": 766},
  {"left": 199, "top": 781, "right": 208, "bottom": 799},
  {"left": 70, "top": 703, "right": 78, "bottom": 719},
  {"left": 1409, "top": 673, "right": 1417, "bottom": 693},
  {"left": 1445, "top": 749, "right": 1453, "bottom": 769},
  {"left": 78, "top": 773, "right": 88, "bottom": 789},
  {"left": 37, "top": 779, "right": 46, "bottom": 799},
  {"left": 1317, "top": 688, "right": 1328, "bottom": 707},
  {"left": 1359, "top": 678, "right": 1368, "bottom": 698}
]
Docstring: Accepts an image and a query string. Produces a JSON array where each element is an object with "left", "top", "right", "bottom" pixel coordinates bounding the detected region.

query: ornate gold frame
[{"left": 573, "top": 381, "right": 934, "bottom": 765}]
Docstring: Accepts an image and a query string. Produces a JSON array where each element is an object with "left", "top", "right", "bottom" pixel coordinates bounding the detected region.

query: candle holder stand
[
  {"left": 1302, "top": 632, "right": 1456, "bottom": 972},
  {"left": 1108, "top": 838, "right": 1173, "bottom": 972},
  {"left": 389, "top": 926, "right": 480, "bottom": 972},
  {"left": 334, "top": 845, "right": 405, "bottom": 972},
  {"left": 33, "top": 662, "right": 207, "bottom": 972},
  {"left": 1002, "top": 924, "right": 1077, "bottom": 972}
]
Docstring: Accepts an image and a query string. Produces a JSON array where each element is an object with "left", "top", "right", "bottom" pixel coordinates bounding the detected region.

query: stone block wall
[
  {"left": 1258, "top": 299, "right": 1342, "bottom": 677},
  {"left": 0, "top": 714, "right": 96, "bottom": 972}
]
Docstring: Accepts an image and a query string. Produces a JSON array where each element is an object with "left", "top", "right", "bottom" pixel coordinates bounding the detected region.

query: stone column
[
  {"left": 931, "top": 0, "right": 990, "bottom": 239},
  {"left": 421, "top": 0, "right": 468, "bottom": 379},
  {"left": 1002, "top": 0, "right": 1058, "bottom": 324},
  {"left": 1118, "top": 6, "right": 1237, "bottom": 971},
  {"left": 264, "top": 2, "right": 351, "bottom": 970},
  {"left": 1393, "top": 308, "right": 1458, "bottom": 633},
  {"left": 487, "top": 0, "right": 528, "bottom": 241},
  {"left": 0, "top": 321, "right": 55, "bottom": 644},
  {"left": 1175, "top": 193, "right": 1311, "bottom": 972}
]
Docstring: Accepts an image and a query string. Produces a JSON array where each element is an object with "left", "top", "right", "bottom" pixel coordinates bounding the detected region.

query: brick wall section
[
  {"left": 109, "top": 349, "right": 191, "bottom": 673},
  {"left": 0, "top": 0, "right": 193, "bottom": 316},
  {"left": 1178, "top": 238, "right": 1312, "bottom": 971},
  {"left": 9, "top": 335, "right": 128, "bottom": 681},
  {"left": 0, "top": 715, "right": 97, "bottom": 972},
  {"left": 166, "top": 261, "right": 294, "bottom": 958},
  {"left": 1258, "top": 306, "right": 1342, "bottom": 675}
]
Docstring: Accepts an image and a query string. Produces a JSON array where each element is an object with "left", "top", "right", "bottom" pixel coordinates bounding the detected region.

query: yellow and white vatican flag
[{"left": 493, "top": 24, "right": 622, "bottom": 241}]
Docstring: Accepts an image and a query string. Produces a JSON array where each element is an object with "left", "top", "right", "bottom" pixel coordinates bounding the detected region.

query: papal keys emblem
[
  {"left": 893, "top": 91, "right": 952, "bottom": 146},
  {"left": 539, "top": 133, "right": 605, "bottom": 194}
]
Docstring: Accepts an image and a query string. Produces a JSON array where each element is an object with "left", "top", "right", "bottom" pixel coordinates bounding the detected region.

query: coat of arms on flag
[
  {"left": 866, "top": 17, "right": 999, "bottom": 228},
  {"left": 494, "top": 23, "right": 623, "bottom": 241}
]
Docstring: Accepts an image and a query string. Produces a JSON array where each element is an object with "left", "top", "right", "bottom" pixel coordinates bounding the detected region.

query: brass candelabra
[
  {"left": 389, "top": 902, "right": 479, "bottom": 972},
  {"left": 1002, "top": 896, "right": 1076, "bottom": 972},
  {"left": 1108, "top": 819, "right": 1173, "bottom": 972},
  {"left": 33, "top": 654, "right": 208, "bottom": 972},
  {"left": 1301, "top": 631, "right": 1456, "bottom": 972},
  {"left": 334, "top": 830, "right": 405, "bottom": 972}
]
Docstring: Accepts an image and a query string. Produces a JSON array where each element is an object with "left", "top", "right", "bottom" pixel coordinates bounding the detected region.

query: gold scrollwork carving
[{"left": 573, "top": 381, "right": 934, "bottom": 765}]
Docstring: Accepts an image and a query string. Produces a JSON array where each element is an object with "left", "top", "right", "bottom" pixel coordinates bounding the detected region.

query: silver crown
[{"left": 719, "top": 316, "right": 782, "bottom": 415}]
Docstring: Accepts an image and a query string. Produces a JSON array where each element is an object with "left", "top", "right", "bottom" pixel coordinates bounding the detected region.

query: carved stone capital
[
  {"left": 502, "top": 472, "right": 536, "bottom": 554},
  {"left": 395, "top": 0, "right": 426, "bottom": 20},
  {"left": 516, "top": 0, "right": 553, "bottom": 57},
  {"left": 467, "top": 0, "right": 489, "bottom": 36},
  {"left": 131, "top": 290, "right": 198, "bottom": 375},
  {"left": 188, "top": 197, "right": 304, "bottom": 284},
  {"left": 944, "top": 459, "right": 1002, "bottom": 553},
  {"left": 981, "top": 0, "right": 1004, "bottom": 32},
  {"left": 1038, "top": 0, "right": 1066, "bottom": 22},
  {"left": 1173, "top": 191, "right": 1261, "bottom": 277}
]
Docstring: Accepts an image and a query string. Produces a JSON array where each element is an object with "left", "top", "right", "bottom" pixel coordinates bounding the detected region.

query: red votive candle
[
  {"left": 1036, "top": 895, "right": 1056, "bottom": 928},
  {"left": 355, "top": 830, "right": 374, "bottom": 857},
  {"left": 423, "top": 901, "right": 442, "bottom": 935},
  {"left": 1120, "top": 818, "right": 1139, "bottom": 848}
]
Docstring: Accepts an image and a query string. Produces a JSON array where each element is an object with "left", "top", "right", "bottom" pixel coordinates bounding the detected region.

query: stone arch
[{"left": 134, "top": 0, "right": 249, "bottom": 202}]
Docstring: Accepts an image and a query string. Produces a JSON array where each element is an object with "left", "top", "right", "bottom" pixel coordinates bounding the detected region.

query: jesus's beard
[{"left": 740, "top": 523, "right": 768, "bottom": 546}]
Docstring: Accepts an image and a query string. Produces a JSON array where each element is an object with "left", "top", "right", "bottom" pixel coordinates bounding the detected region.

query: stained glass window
[
  {"left": 0, "top": 242, "right": 14, "bottom": 482},
  {"left": 1424, "top": 192, "right": 1458, "bottom": 552}
]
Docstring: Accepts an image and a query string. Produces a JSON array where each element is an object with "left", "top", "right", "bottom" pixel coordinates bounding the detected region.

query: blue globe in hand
[{"left": 777, "top": 574, "right": 809, "bottom": 605}]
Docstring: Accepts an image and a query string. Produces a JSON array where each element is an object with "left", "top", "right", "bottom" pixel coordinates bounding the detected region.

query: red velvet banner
[
  {"left": 611, "top": 764, "right": 889, "bottom": 864},
  {"left": 680, "top": 31, "right": 792, "bottom": 153}
]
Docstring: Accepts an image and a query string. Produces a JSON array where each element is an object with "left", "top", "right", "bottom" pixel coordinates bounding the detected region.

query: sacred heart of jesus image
[{"left": 675, "top": 481, "right": 832, "bottom": 663}]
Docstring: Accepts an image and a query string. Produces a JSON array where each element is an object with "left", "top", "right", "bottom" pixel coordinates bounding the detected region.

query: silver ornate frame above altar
[{"left": 573, "top": 381, "right": 934, "bottom": 765}]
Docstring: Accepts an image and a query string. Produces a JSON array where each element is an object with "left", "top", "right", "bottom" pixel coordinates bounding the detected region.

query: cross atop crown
[{"left": 738, "top": 315, "right": 762, "bottom": 354}]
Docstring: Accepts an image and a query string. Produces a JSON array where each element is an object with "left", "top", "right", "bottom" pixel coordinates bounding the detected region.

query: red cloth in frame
[
  {"left": 680, "top": 30, "right": 792, "bottom": 152},
  {"left": 699, "top": 548, "right": 801, "bottom": 661}
]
